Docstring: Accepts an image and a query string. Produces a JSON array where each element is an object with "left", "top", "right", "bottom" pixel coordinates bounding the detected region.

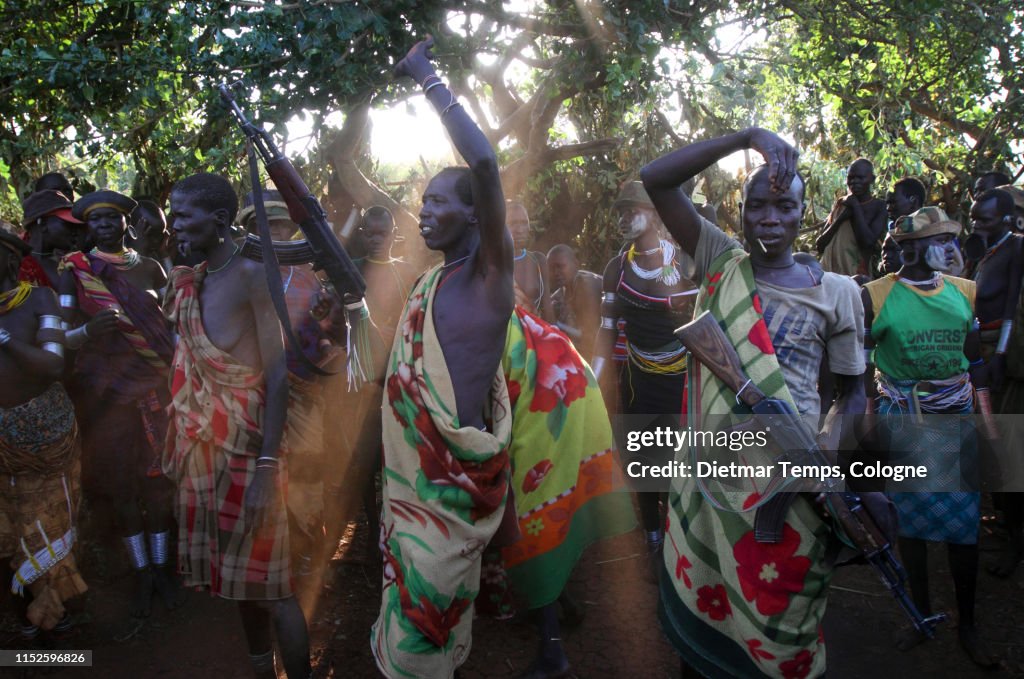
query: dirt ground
[{"left": 3, "top": 506, "right": 1023, "bottom": 679}]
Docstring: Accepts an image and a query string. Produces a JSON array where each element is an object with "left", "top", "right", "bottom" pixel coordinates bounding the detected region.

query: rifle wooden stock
[
  {"left": 265, "top": 159, "right": 314, "bottom": 225},
  {"left": 675, "top": 311, "right": 766, "bottom": 408},
  {"left": 218, "top": 83, "right": 366, "bottom": 300}
]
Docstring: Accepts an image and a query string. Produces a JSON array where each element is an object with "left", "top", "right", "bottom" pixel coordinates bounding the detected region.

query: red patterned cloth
[{"left": 164, "top": 265, "right": 291, "bottom": 600}]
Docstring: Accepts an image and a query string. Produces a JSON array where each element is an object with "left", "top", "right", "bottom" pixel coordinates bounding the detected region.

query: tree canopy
[{"left": 1, "top": 0, "right": 1020, "bottom": 265}]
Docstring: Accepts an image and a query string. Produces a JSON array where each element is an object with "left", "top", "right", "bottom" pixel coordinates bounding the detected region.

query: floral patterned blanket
[
  {"left": 661, "top": 247, "right": 833, "bottom": 679},
  {"left": 494, "top": 307, "right": 635, "bottom": 610},
  {"left": 372, "top": 264, "right": 513, "bottom": 679}
]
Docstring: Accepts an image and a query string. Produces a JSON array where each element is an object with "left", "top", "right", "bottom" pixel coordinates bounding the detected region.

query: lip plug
[{"left": 757, "top": 238, "right": 768, "bottom": 254}]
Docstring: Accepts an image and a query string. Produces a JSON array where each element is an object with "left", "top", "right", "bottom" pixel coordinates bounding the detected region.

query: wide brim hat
[
  {"left": 237, "top": 189, "right": 293, "bottom": 228},
  {"left": 890, "top": 206, "right": 962, "bottom": 242},
  {"left": 612, "top": 180, "right": 655, "bottom": 210},
  {"left": 0, "top": 221, "right": 31, "bottom": 256},
  {"left": 72, "top": 190, "right": 138, "bottom": 221},
  {"left": 22, "top": 190, "right": 83, "bottom": 227}
]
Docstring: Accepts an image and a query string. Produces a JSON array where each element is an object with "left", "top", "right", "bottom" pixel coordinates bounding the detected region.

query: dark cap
[
  {"left": 0, "top": 221, "right": 31, "bottom": 257},
  {"left": 613, "top": 181, "right": 655, "bottom": 209},
  {"left": 22, "top": 190, "right": 84, "bottom": 227},
  {"left": 72, "top": 190, "right": 138, "bottom": 221}
]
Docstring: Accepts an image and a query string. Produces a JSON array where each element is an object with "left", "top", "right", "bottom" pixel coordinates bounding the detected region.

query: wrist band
[
  {"left": 970, "top": 357, "right": 984, "bottom": 366},
  {"left": 420, "top": 74, "right": 440, "bottom": 89},
  {"left": 42, "top": 342, "right": 64, "bottom": 357},
  {"left": 0, "top": 329, "right": 10, "bottom": 346},
  {"left": 996, "top": 320, "right": 1013, "bottom": 354},
  {"left": 39, "top": 315, "right": 62, "bottom": 330},
  {"left": 256, "top": 456, "right": 279, "bottom": 464},
  {"left": 441, "top": 100, "right": 462, "bottom": 117},
  {"left": 59, "top": 294, "right": 76, "bottom": 309},
  {"left": 600, "top": 316, "right": 616, "bottom": 330},
  {"left": 424, "top": 80, "right": 444, "bottom": 94},
  {"left": 602, "top": 292, "right": 617, "bottom": 304}
]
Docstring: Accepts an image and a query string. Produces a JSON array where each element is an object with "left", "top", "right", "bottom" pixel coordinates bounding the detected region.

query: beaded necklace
[
  {"left": 627, "top": 239, "right": 680, "bottom": 286},
  {"left": 91, "top": 247, "right": 140, "bottom": 270},
  {"left": 0, "top": 281, "right": 32, "bottom": 314}
]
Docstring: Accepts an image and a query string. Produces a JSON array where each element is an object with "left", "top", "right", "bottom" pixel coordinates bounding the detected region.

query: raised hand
[
  {"left": 394, "top": 36, "right": 436, "bottom": 83},
  {"left": 747, "top": 127, "right": 799, "bottom": 194}
]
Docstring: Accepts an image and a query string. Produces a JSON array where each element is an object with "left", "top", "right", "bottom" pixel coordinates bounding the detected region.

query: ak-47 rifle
[
  {"left": 217, "top": 83, "right": 366, "bottom": 301},
  {"left": 675, "top": 310, "right": 947, "bottom": 638}
]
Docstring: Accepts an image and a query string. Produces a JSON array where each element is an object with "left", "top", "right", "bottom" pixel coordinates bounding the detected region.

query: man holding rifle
[
  {"left": 641, "top": 128, "right": 869, "bottom": 678},
  {"left": 164, "top": 173, "right": 310, "bottom": 679},
  {"left": 863, "top": 207, "right": 996, "bottom": 667}
]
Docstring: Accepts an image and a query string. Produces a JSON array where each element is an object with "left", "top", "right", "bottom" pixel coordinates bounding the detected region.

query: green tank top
[{"left": 866, "top": 274, "right": 975, "bottom": 381}]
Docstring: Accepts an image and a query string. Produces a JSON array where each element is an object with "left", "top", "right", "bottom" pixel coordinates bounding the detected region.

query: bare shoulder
[
  {"left": 601, "top": 255, "right": 622, "bottom": 285},
  {"left": 580, "top": 270, "right": 603, "bottom": 294},
  {"left": 141, "top": 255, "right": 167, "bottom": 288}
]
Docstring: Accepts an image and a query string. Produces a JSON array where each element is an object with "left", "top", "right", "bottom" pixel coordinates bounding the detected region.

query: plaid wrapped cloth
[
  {"left": 372, "top": 264, "right": 513, "bottom": 679},
  {"left": 661, "top": 246, "right": 833, "bottom": 679},
  {"left": 0, "top": 383, "right": 87, "bottom": 629},
  {"left": 60, "top": 252, "right": 173, "bottom": 383},
  {"left": 163, "top": 265, "right": 291, "bottom": 600}
]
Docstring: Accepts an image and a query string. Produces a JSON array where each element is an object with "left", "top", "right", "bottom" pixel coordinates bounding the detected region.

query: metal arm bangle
[
  {"left": 996, "top": 320, "right": 1013, "bottom": 354},
  {"left": 42, "top": 342, "right": 64, "bottom": 357},
  {"left": 59, "top": 294, "right": 77, "bottom": 309}
]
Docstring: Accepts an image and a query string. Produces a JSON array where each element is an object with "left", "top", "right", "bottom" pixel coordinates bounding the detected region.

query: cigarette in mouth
[{"left": 757, "top": 238, "right": 768, "bottom": 253}]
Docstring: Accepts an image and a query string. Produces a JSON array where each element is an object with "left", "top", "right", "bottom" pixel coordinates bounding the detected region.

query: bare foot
[
  {"left": 959, "top": 625, "right": 998, "bottom": 669},
  {"left": 131, "top": 567, "right": 154, "bottom": 618},
  {"left": 153, "top": 567, "right": 187, "bottom": 610}
]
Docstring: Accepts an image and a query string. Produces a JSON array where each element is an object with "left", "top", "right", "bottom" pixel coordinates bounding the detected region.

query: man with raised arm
[
  {"left": 371, "top": 37, "right": 516, "bottom": 678},
  {"left": 641, "top": 128, "right": 868, "bottom": 678},
  {"left": 165, "top": 174, "right": 309, "bottom": 679}
]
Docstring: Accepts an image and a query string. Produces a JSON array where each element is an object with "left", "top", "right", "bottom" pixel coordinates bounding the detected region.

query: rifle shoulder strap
[{"left": 246, "top": 140, "right": 336, "bottom": 378}]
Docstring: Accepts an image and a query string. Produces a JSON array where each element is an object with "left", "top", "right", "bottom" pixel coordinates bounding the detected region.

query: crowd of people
[{"left": 1, "top": 36, "right": 1022, "bottom": 679}]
